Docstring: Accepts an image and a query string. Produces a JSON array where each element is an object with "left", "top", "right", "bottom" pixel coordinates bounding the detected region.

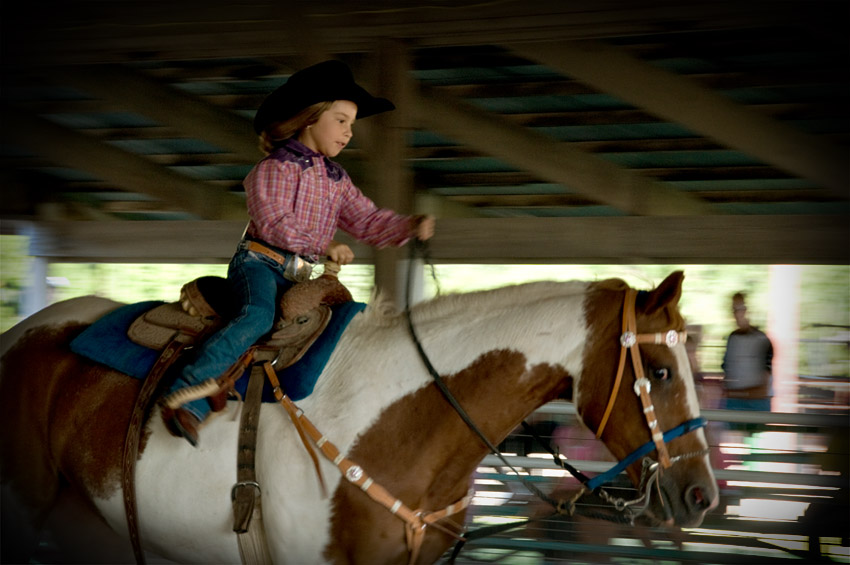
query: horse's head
[{"left": 577, "top": 271, "right": 718, "bottom": 527}]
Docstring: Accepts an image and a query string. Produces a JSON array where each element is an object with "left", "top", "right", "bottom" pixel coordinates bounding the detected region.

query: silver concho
[
  {"left": 345, "top": 465, "right": 364, "bottom": 482},
  {"left": 665, "top": 330, "right": 679, "bottom": 347},
  {"left": 620, "top": 331, "right": 637, "bottom": 348},
  {"left": 634, "top": 377, "right": 651, "bottom": 395}
]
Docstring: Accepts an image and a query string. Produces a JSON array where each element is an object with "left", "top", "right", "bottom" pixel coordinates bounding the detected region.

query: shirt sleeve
[
  {"left": 336, "top": 176, "right": 414, "bottom": 249},
  {"left": 244, "top": 157, "right": 314, "bottom": 252}
]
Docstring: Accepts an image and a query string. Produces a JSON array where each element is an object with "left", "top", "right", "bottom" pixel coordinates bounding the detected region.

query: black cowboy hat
[{"left": 253, "top": 60, "right": 395, "bottom": 134}]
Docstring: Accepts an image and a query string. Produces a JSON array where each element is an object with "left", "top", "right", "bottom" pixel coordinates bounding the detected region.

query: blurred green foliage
[
  {"left": 423, "top": 263, "right": 848, "bottom": 377},
  {"left": 0, "top": 235, "right": 378, "bottom": 333},
  {"left": 2, "top": 235, "right": 847, "bottom": 380},
  {"left": 1, "top": 236, "right": 29, "bottom": 332}
]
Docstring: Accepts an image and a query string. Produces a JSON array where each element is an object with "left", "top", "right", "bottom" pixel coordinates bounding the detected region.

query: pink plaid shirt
[{"left": 244, "top": 139, "right": 413, "bottom": 261}]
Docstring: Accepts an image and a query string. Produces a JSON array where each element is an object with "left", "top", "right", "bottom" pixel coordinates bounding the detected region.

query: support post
[
  {"left": 397, "top": 258, "right": 425, "bottom": 308},
  {"left": 20, "top": 223, "right": 49, "bottom": 317},
  {"left": 367, "top": 40, "right": 417, "bottom": 308}
]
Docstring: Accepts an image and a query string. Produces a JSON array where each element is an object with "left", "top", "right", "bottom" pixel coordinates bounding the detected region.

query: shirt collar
[
  {"left": 283, "top": 137, "right": 322, "bottom": 158},
  {"left": 280, "top": 137, "right": 345, "bottom": 182}
]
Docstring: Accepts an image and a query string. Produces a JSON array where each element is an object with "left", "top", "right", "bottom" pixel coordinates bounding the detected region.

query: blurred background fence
[{"left": 450, "top": 396, "right": 848, "bottom": 564}]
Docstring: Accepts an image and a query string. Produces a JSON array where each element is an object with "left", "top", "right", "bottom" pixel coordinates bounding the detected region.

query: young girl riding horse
[{"left": 162, "top": 60, "right": 435, "bottom": 446}]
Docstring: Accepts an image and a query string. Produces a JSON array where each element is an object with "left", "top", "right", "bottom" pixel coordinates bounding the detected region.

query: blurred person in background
[{"left": 721, "top": 292, "right": 774, "bottom": 412}]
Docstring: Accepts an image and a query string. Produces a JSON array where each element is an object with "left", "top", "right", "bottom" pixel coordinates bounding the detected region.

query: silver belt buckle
[{"left": 284, "top": 254, "right": 312, "bottom": 283}]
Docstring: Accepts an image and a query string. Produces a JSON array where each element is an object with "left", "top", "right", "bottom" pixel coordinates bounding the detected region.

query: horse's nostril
[
  {"left": 687, "top": 485, "right": 711, "bottom": 511},
  {"left": 693, "top": 486, "right": 704, "bottom": 505}
]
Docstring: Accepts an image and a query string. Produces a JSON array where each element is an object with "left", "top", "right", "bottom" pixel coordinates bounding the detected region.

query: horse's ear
[{"left": 640, "top": 271, "right": 684, "bottom": 315}]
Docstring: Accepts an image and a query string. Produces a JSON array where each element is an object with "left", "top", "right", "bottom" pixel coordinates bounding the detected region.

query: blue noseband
[{"left": 585, "top": 417, "right": 707, "bottom": 491}]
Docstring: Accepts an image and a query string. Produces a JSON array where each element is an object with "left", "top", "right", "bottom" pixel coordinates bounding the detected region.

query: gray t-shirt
[{"left": 722, "top": 328, "right": 773, "bottom": 392}]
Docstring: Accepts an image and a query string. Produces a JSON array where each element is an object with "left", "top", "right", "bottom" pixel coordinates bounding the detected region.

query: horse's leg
[
  {"left": 1, "top": 322, "right": 136, "bottom": 564},
  {"left": 0, "top": 327, "right": 75, "bottom": 563},
  {"left": 38, "top": 486, "right": 138, "bottom": 564},
  {"left": 1, "top": 479, "right": 59, "bottom": 563}
]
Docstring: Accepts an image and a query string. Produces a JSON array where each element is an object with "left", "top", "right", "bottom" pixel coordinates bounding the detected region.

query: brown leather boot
[
  {"left": 208, "top": 378, "right": 236, "bottom": 412},
  {"left": 162, "top": 406, "right": 201, "bottom": 447}
]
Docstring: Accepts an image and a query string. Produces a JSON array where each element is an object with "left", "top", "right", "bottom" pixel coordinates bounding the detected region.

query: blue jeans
[
  {"left": 723, "top": 396, "right": 771, "bottom": 432},
  {"left": 171, "top": 243, "right": 295, "bottom": 420},
  {"left": 723, "top": 397, "right": 772, "bottom": 412}
]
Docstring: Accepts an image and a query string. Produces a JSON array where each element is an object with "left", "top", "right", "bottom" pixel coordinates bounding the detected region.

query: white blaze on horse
[{"left": 0, "top": 271, "right": 717, "bottom": 564}]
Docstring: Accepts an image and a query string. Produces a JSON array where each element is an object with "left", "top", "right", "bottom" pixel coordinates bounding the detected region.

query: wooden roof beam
[
  {"left": 0, "top": 106, "right": 245, "bottom": 220},
  {"left": 511, "top": 40, "right": 849, "bottom": 199},
  {"left": 413, "top": 84, "right": 713, "bottom": 216},
  {"left": 25, "top": 215, "right": 848, "bottom": 265},
  {"left": 54, "top": 65, "right": 260, "bottom": 164}
]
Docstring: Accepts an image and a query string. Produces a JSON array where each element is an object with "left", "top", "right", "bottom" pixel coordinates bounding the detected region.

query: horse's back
[
  {"left": 1, "top": 296, "right": 140, "bottom": 561},
  {"left": 1, "top": 296, "right": 123, "bottom": 358}
]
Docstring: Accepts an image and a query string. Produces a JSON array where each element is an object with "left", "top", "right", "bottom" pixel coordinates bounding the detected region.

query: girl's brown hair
[{"left": 258, "top": 101, "right": 334, "bottom": 155}]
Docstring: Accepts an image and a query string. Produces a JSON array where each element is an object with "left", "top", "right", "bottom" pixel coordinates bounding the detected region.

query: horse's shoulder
[{"left": 1, "top": 296, "right": 142, "bottom": 502}]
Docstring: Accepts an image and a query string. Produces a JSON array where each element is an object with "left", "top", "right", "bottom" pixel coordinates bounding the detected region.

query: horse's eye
[{"left": 652, "top": 367, "right": 671, "bottom": 381}]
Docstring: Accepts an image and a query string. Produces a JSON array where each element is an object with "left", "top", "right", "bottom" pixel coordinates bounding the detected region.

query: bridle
[
  {"left": 577, "top": 286, "right": 708, "bottom": 508},
  {"left": 406, "top": 246, "right": 706, "bottom": 488},
  {"left": 594, "top": 287, "right": 689, "bottom": 469}
]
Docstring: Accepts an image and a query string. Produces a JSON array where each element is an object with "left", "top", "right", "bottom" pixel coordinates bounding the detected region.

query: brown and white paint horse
[{"left": 0, "top": 271, "right": 717, "bottom": 564}]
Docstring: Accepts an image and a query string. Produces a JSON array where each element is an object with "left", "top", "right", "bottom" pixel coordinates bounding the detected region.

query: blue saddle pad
[
  {"left": 234, "top": 300, "right": 365, "bottom": 402},
  {"left": 70, "top": 300, "right": 166, "bottom": 379},
  {"left": 70, "top": 300, "right": 366, "bottom": 401}
]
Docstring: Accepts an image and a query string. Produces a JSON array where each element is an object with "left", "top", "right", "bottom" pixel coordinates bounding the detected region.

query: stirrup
[{"left": 162, "top": 379, "right": 220, "bottom": 409}]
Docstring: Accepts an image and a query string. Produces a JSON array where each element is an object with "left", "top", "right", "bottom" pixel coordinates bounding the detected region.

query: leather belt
[
  {"left": 726, "top": 383, "right": 770, "bottom": 399},
  {"left": 244, "top": 240, "right": 313, "bottom": 283}
]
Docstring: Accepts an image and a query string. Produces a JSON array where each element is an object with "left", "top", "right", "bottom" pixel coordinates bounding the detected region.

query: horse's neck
[
  {"left": 408, "top": 281, "right": 589, "bottom": 389},
  {"left": 357, "top": 347, "right": 574, "bottom": 510},
  {"left": 361, "top": 282, "right": 587, "bottom": 504}
]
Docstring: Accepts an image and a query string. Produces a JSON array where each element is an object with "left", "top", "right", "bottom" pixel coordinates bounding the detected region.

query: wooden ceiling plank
[
  {"left": 28, "top": 215, "right": 848, "bottom": 265},
  {"left": 29, "top": 220, "right": 248, "bottom": 264},
  {"left": 5, "top": 2, "right": 808, "bottom": 65},
  {"left": 0, "top": 106, "right": 245, "bottom": 220},
  {"left": 431, "top": 215, "right": 849, "bottom": 264},
  {"left": 511, "top": 40, "right": 849, "bottom": 199},
  {"left": 413, "top": 84, "right": 713, "bottom": 216},
  {"left": 448, "top": 188, "right": 834, "bottom": 207}
]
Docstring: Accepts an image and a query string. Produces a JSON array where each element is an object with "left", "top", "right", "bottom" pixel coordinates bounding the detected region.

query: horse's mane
[
  {"left": 360, "top": 279, "right": 595, "bottom": 327},
  {"left": 591, "top": 277, "right": 630, "bottom": 292}
]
